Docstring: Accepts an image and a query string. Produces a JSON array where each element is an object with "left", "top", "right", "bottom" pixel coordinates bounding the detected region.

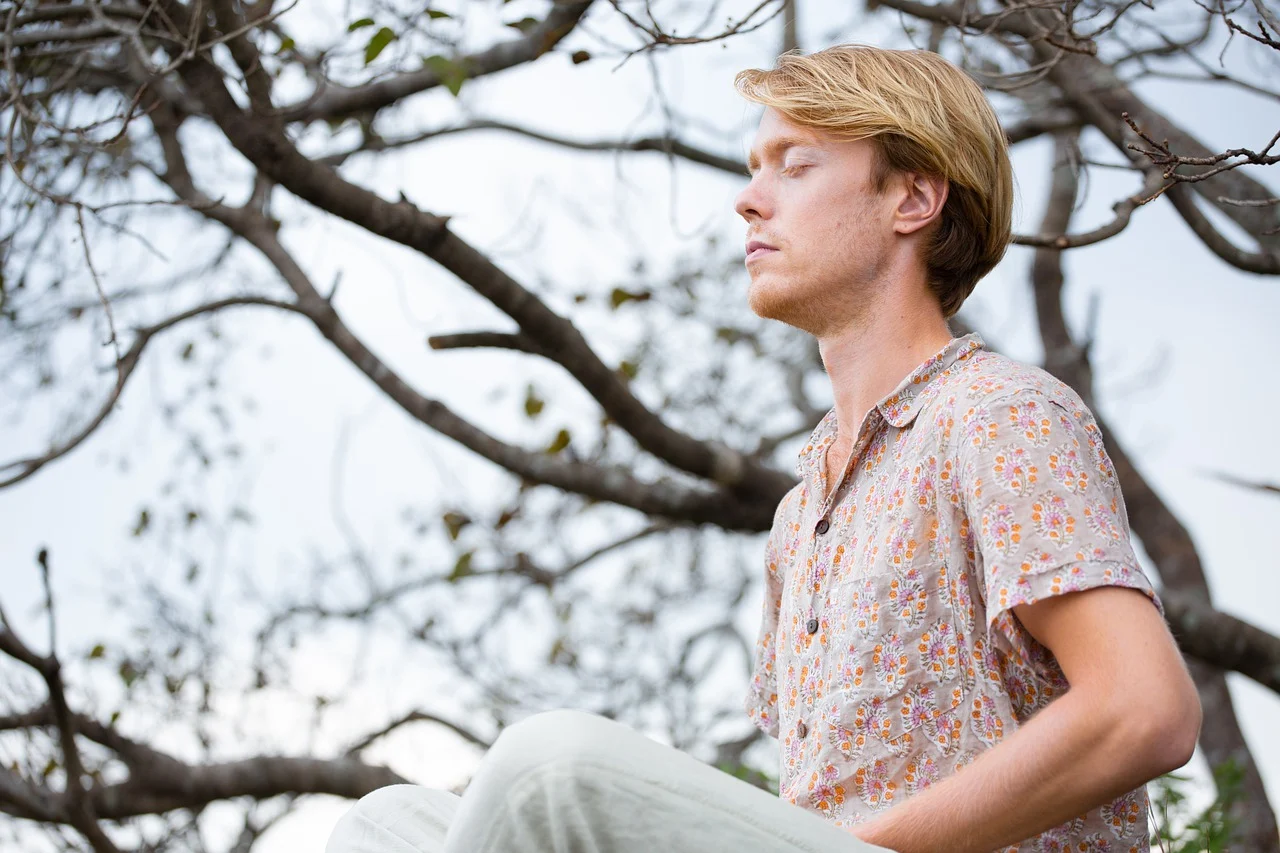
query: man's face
[{"left": 735, "top": 108, "right": 896, "bottom": 335}]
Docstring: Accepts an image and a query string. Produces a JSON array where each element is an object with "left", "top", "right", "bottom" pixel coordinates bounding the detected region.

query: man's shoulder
[{"left": 939, "top": 348, "right": 1089, "bottom": 415}]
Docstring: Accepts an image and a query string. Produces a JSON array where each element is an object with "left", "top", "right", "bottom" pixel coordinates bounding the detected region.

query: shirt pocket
[
  {"left": 820, "top": 571, "right": 970, "bottom": 763},
  {"left": 819, "top": 662, "right": 969, "bottom": 767}
]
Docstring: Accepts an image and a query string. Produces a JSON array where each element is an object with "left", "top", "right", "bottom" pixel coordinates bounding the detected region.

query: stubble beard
[{"left": 748, "top": 264, "right": 876, "bottom": 338}]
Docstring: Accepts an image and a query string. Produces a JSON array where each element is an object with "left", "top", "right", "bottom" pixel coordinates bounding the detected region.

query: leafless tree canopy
[{"left": 1, "top": 0, "right": 1278, "bottom": 850}]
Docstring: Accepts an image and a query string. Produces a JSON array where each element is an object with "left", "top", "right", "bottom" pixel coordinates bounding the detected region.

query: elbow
[{"left": 1137, "top": 683, "right": 1202, "bottom": 777}]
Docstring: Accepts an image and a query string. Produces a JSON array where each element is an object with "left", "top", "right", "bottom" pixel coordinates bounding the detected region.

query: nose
[{"left": 734, "top": 174, "right": 769, "bottom": 223}]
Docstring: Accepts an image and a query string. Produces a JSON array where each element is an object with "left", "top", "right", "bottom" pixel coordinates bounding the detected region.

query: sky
[{"left": 1, "top": 0, "right": 1278, "bottom": 850}]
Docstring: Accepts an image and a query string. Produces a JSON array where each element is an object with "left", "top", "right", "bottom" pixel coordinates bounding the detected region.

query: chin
[{"left": 747, "top": 275, "right": 813, "bottom": 330}]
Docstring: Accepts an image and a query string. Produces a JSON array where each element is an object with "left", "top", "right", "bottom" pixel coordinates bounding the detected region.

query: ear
[{"left": 892, "top": 171, "right": 949, "bottom": 237}]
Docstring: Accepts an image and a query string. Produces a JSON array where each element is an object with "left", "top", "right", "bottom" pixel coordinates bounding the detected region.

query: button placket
[{"left": 806, "top": 412, "right": 885, "bottom": 644}]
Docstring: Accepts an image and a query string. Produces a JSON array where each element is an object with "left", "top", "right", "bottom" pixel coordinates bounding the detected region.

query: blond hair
[{"left": 735, "top": 45, "right": 1013, "bottom": 318}]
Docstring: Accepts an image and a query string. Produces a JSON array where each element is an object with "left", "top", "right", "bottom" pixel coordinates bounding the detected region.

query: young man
[
  {"left": 733, "top": 45, "right": 1202, "bottom": 852},
  {"left": 325, "top": 45, "right": 1201, "bottom": 853}
]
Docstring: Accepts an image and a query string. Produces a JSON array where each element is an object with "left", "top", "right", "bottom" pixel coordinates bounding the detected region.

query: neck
[{"left": 817, "top": 287, "right": 954, "bottom": 453}]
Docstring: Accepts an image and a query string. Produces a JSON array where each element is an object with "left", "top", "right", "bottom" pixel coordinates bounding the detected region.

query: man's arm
[{"left": 850, "top": 585, "right": 1202, "bottom": 853}]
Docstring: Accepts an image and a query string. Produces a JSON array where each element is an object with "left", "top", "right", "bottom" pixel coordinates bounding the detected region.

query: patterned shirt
[{"left": 746, "top": 333, "right": 1162, "bottom": 852}]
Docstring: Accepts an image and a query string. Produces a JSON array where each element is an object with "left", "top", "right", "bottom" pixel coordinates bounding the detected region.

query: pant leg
[
  {"left": 326, "top": 785, "right": 461, "bottom": 853},
  {"left": 443, "top": 709, "right": 892, "bottom": 853}
]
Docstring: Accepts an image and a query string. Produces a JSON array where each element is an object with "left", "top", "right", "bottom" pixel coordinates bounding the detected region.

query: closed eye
[{"left": 783, "top": 164, "right": 811, "bottom": 176}]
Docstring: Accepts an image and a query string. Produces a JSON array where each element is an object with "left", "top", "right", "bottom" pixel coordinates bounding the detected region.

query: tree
[{"left": 1, "top": 0, "right": 1278, "bottom": 850}]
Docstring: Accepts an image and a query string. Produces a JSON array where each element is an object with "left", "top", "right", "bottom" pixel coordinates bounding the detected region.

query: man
[
  {"left": 326, "top": 45, "right": 1201, "bottom": 853},
  {"left": 732, "top": 45, "right": 1201, "bottom": 853}
]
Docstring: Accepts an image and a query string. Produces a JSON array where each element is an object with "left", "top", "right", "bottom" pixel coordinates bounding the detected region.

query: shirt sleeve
[
  {"left": 956, "top": 386, "right": 1162, "bottom": 662},
  {"left": 744, "top": 494, "right": 790, "bottom": 738}
]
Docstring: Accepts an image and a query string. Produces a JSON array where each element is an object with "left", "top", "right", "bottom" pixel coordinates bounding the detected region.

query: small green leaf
[
  {"left": 447, "top": 551, "right": 474, "bottom": 582},
  {"left": 426, "top": 9, "right": 451, "bottom": 19},
  {"left": 347, "top": 17, "right": 375, "bottom": 31},
  {"left": 118, "top": 660, "right": 140, "bottom": 688},
  {"left": 131, "top": 508, "right": 150, "bottom": 537},
  {"left": 364, "top": 27, "right": 397, "bottom": 65},
  {"left": 618, "top": 360, "right": 638, "bottom": 380},
  {"left": 505, "top": 16, "right": 540, "bottom": 33},
  {"left": 523, "top": 384, "right": 545, "bottom": 419},
  {"left": 88, "top": 644, "right": 106, "bottom": 660},
  {"left": 545, "top": 429, "right": 571, "bottom": 455},
  {"left": 421, "top": 54, "right": 469, "bottom": 96},
  {"left": 443, "top": 511, "right": 471, "bottom": 541},
  {"left": 278, "top": 36, "right": 296, "bottom": 53},
  {"left": 715, "top": 326, "right": 743, "bottom": 344},
  {"left": 609, "top": 287, "right": 651, "bottom": 309}
]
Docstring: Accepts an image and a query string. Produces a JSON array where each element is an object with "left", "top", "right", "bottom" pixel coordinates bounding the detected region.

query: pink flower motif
[
  {"left": 1049, "top": 442, "right": 1089, "bottom": 493},
  {"left": 962, "top": 405, "right": 999, "bottom": 450},
  {"left": 873, "top": 632, "right": 909, "bottom": 693},
  {"left": 1101, "top": 790, "right": 1144, "bottom": 839},
  {"left": 854, "top": 759, "right": 898, "bottom": 810},
  {"left": 1082, "top": 499, "right": 1120, "bottom": 541},
  {"left": 1032, "top": 491, "right": 1075, "bottom": 547},
  {"left": 904, "top": 755, "right": 940, "bottom": 795},
  {"left": 982, "top": 503, "right": 1022, "bottom": 556},
  {"left": 918, "top": 618, "right": 959, "bottom": 679},
  {"left": 887, "top": 517, "right": 918, "bottom": 570},
  {"left": 992, "top": 444, "right": 1038, "bottom": 495},
  {"left": 1075, "top": 832, "right": 1113, "bottom": 853},
  {"left": 1009, "top": 398, "right": 1052, "bottom": 446},
  {"left": 970, "top": 694, "right": 1005, "bottom": 745}
]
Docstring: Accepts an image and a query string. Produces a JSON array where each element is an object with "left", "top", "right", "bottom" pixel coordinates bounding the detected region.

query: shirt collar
[{"left": 796, "top": 332, "right": 986, "bottom": 481}]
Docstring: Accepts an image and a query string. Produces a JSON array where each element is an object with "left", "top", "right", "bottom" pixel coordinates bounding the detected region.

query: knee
[
  {"left": 341, "top": 784, "right": 425, "bottom": 822},
  {"left": 480, "top": 709, "right": 616, "bottom": 783},
  {"left": 326, "top": 784, "right": 458, "bottom": 853}
]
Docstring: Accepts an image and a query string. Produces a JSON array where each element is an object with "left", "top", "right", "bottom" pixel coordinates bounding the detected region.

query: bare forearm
[{"left": 851, "top": 690, "right": 1173, "bottom": 853}]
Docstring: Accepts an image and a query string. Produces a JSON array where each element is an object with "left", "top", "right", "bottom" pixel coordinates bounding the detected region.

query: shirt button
[
  {"left": 797, "top": 720, "right": 808, "bottom": 739},
  {"left": 815, "top": 517, "right": 830, "bottom": 535},
  {"left": 806, "top": 617, "right": 819, "bottom": 635}
]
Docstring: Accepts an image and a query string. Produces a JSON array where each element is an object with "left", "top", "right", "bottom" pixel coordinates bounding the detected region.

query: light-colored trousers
[{"left": 326, "top": 709, "right": 890, "bottom": 853}]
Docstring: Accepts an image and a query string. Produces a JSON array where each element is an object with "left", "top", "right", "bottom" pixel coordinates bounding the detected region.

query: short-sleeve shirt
[{"left": 745, "top": 333, "right": 1162, "bottom": 853}]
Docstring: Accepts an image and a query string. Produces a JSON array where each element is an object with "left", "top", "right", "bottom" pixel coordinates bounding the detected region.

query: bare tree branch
[
  {"left": 0, "top": 296, "right": 307, "bottom": 490},
  {"left": 155, "top": 6, "right": 793, "bottom": 504},
  {"left": 279, "top": 2, "right": 595, "bottom": 123}
]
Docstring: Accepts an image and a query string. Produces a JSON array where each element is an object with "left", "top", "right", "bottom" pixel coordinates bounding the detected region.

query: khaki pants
[{"left": 326, "top": 709, "right": 890, "bottom": 853}]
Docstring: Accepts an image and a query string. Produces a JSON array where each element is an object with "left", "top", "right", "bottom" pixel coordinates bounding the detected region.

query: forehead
[{"left": 745, "top": 109, "right": 825, "bottom": 170}]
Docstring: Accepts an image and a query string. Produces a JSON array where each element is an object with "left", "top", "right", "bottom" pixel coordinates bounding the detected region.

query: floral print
[{"left": 746, "top": 333, "right": 1161, "bottom": 852}]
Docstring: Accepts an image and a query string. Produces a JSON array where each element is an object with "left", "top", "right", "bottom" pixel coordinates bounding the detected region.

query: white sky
[{"left": 1, "top": 0, "right": 1278, "bottom": 850}]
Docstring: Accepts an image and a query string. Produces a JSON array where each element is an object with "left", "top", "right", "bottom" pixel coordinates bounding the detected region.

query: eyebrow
[{"left": 746, "top": 134, "right": 820, "bottom": 174}]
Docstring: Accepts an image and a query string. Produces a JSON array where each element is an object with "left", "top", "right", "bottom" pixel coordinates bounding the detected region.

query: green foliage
[
  {"left": 505, "top": 16, "right": 540, "bottom": 34},
  {"left": 364, "top": 27, "right": 398, "bottom": 65},
  {"left": 609, "top": 287, "right": 651, "bottom": 309},
  {"left": 1151, "top": 760, "right": 1245, "bottom": 853},
  {"left": 447, "top": 550, "right": 474, "bottom": 582},
  {"left": 523, "top": 384, "right": 545, "bottom": 419},
  {"left": 544, "top": 428, "right": 571, "bottom": 455},
  {"left": 716, "top": 761, "right": 778, "bottom": 795},
  {"left": 420, "top": 54, "right": 470, "bottom": 96}
]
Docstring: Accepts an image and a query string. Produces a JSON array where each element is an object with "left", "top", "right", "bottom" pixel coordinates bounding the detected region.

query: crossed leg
[{"left": 326, "top": 709, "right": 888, "bottom": 853}]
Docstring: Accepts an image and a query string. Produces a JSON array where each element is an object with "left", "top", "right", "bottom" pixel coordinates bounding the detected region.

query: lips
[{"left": 745, "top": 239, "right": 778, "bottom": 263}]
